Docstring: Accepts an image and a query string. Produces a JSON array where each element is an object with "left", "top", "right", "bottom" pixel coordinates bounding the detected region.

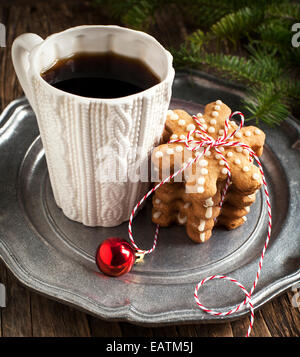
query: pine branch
[
  {"left": 94, "top": 0, "right": 161, "bottom": 29},
  {"left": 121, "top": 0, "right": 159, "bottom": 30},
  {"left": 175, "top": 0, "right": 287, "bottom": 28},
  {"left": 266, "top": 2, "right": 300, "bottom": 21},
  {"left": 210, "top": 7, "right": 264, "bottom": 45},
  {"left": 257, "top": 20, "right": 294, "bottom": 53},
  {"left": 174, "top": 45, "right": 283, "bottom": 86},
  {"left": 174, "top": 43, "right": 290, "bottom": 124},
  {"left": 280, "top": 78, "right": 300, "bottom": 102},
  {"left": 243, "top": 85, "right": 290, "bottom": 126}
]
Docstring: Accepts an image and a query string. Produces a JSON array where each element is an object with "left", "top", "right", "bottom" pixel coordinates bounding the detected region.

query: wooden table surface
[{"left": 0, "top": 0, "right": 299, "bottom": 338}]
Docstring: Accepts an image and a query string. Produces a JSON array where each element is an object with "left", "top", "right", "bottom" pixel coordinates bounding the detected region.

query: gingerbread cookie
[{"left": 151, "top": 100, "right": 266, "bottom": 243}]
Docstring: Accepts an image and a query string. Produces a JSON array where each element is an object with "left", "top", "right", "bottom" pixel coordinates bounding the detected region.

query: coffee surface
[{"left": 41, "top": 52, "right": 160, "bottom": 98}]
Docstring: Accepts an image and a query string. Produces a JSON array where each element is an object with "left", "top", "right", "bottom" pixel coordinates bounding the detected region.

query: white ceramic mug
[{"left": 12, "top": 25, "right": 174, "bottom": 227}]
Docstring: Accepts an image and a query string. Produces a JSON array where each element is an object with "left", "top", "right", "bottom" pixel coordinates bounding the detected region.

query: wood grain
[
  {"left": 0, "top": 0, "right": 299, "bottom": 338},
  {"left": 0, "top": 267, "right": 32, "bottom": 337}
]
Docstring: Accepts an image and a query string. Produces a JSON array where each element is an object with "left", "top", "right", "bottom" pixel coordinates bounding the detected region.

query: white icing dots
[
  {"left": 234, "top": 158, "right": 241, "bottom": 165},
  {"left": 196, "top": 112, "right": 203, "bottom": 118},
  {"left": 219, "top": 160, "right": 225, "bottom": 166},
  {"left": 178, "top": 119, "right": 185, "bottom": 126},
  {"left": 197, "top": 186, "right": 205, "bottom": 193},
  {"left": 204, "top": 150, "right": 211, "bottom": 157},
  {"left": 245, "top": 130, "right": 251, "bottom": 137},
  {"left": 197, "top": 177, "right": 205, "bottom": 185},
  {"left": 221, "top": 168, "right": 228, "bottom": 175},
  {"left": 235, "top": 132, "right": 242, "bottom": 138},
  {"left": 205, "top": 207, "right": 213, "bottom": 219},
  {"left": 166, "top": 148, "right": 174, "bottom": 155},
  {"left": 199, "top": 159, "right": 208, "bottom": 167},
  {"left": 198, "top": 220, "right": 206, "bottom": 232},
  {"left": 155, "top": 198, "right": 161, "bottom": 204},
  {"left": 214, "top": 105, "right": 221, "bottom": 110},
  {"left": 252, "top": 173, "right": 260, "bottom": 180},
  {"left": 177, "top": 213, "right": 187, "bottom": 225},
  {"left": 167, "top": 110, "right": 179, "bottom": 120},
  {"left": 204, "top": 197, "right": 214, "bottom": 207},
  {"left": 242, "top": 216, "right": 247, "bottom": 222},
  {"left": 175, "top": 145, "right": 183, "bottom": 153},
  {"left": 195, "top": 133, "right": 202, "bottom": 138},
  {"left": 243, "top": 166, "right": 250, "bottom": 172},
  {"left": 243, "top": 149, "right": 248, "bottom": 155},
  {"left": 200, "top": 168, "right": 208, "bottom": 175},
  {"left": 212, "top": 111, "right": 219, "bottom": 117},
  {"left": 200, "top": 232, "right": 206, "bottom": 242},
  {"left": 227, "top": 151, "right": 233, "bottom": 157},
  {"left": 171, "top": 134, "right": 178, "bottom": 139},
  {"left": 186, "top": 124, "right": 196, "bottom": 132},
  {"left": 202, "top": 124, "right": 208, "bottom": 130},
  {"left": 180, "top": 134, "right": 186, "bottom": 140},
  {"left": 219, "top": 147, "right": 225, "bottom": 152},
  {"left": 236, "top": 147, "right": 243, "bottom": 153},
  {"left": 218, "top": 129, "right": 224, "bottom": 136},
  {"left": 198, "top": 117, "right": 205, "bottom": 123},
  {"left": 254, "top": 129, "right": 260, "bottom": 135},
  {"left": 216, "top": 100, "right": 222, "bottom": 105},
  {"left": 153, "top": 211, "right": 161, "bottom": 219},
  {"left": 215, "top": 154, "right": 222, "bottom": 159},
  {"left": 210, "top": 119, "right": 217, "bottom": 125},
  {"left": 245, "top": 206, "right": 250, "bottom": 213},
  {"left": 155, "top": 150, "right": 163, "bottom": 158}
]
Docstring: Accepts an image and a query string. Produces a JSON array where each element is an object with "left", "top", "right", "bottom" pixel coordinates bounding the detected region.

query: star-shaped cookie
[{"left": 151, "top": 100, "right": 265, "bottom": 243}]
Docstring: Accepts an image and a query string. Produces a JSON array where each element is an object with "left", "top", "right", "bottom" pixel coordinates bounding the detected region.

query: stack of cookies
[{"left": 151, "top": 100, "right": 265, "bottom": 243}]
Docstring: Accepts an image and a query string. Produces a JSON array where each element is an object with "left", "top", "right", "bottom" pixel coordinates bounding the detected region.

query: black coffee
[{"left": 41, "top": 52, "right": 160, "bottom": 98}]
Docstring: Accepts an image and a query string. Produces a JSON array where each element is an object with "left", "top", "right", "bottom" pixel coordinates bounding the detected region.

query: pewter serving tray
[{"left": 0, "top": 71, "right": 299, "bottom": 325}]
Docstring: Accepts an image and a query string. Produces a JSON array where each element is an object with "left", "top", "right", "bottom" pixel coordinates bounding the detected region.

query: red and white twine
[{"left": 128, "top": 111, "right": 272, "bottom": 337}]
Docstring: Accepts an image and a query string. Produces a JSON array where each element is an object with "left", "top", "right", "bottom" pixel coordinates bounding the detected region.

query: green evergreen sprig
[{"left": 94, "top": 0, "right": 300, "bottom": 126}]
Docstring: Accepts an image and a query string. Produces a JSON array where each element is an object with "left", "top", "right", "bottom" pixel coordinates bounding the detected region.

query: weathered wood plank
[
  {"left": 0, "top": 265, "right": 32, "bottom": 337},
  {"left": 152, "top": 4, "right": 188, "bottom": 49},
  {"left": 119, "top": 322, "right": 154, "bottom": 337},
  {"left": 249, "top": 310, "right": 272, "bottom": 337},
  {"left": 30, "top": 293, "right": 91, "bottom": 337},
  {"left": 88, "top": 316, "right": 122, "bottom": 337},
  {"left": 176, "top": 322, "right": 233, "bottom": 337},
  {"left": 175, "top": 324, "right": 209, "bottom": 337},
  {"left": 152, "top": 325, "right": 179, "bottom": 337},
  {"left": 258, "top": 293, "right": 300, "bottom": 337},
  {"left": 204, "top": 322, "right": 233, "bottom": 337}
]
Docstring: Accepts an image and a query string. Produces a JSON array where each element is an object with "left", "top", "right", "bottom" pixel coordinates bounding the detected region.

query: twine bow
[{"left": 128, "top": 110, "right": 272, "bottom": 337}]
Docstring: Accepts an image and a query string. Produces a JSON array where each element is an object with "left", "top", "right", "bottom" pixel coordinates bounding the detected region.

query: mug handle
[{"left": 12, "top": 33, "right": 43, "bottom": 112}]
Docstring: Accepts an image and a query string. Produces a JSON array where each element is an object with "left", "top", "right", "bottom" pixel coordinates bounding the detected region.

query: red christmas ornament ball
[{"left": 96, "top": 237, "right": 135, "bottom": 277}]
